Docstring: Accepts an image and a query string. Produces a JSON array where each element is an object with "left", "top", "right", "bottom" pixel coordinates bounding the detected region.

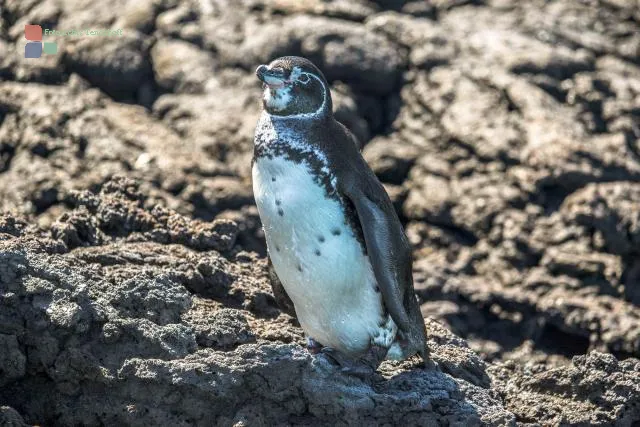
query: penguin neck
[
  {"left": 264, "top": 105, "right": 331, "bottom": 123},
  {"left": 260, "top": 110, "right": 332, "bottom": 135},
  {"left": 255, "top": 111, "right": 334, "bottom": 165}
]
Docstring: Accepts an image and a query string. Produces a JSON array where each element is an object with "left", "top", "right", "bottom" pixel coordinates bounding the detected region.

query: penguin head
[{"left": 256, "top": 56, "right": 332, "bottom": 118}]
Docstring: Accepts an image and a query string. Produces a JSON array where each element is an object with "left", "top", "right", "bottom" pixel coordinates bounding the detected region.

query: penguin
[{"left": 252, "top": 56, "right": 428, "bottom": 374}]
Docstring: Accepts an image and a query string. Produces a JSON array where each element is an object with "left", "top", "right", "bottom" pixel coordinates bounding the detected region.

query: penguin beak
[{"left": 256, "top": 65, "right": 288, "bottom": 88}]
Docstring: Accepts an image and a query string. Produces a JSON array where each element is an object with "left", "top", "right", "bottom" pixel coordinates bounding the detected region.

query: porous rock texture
[{"left": 1, "top": 0, "right": 639, "bottom": 425}]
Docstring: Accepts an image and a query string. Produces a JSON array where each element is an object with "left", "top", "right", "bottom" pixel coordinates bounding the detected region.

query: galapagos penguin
[{"left": 252, "top": 56, "right": 428, "bottom": 374}]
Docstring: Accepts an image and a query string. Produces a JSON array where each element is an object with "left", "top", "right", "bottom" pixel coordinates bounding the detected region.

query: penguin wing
[
  {"left": 343, "top": 182, "right": 412, "bottom": 330},
  {"left": 339, "top": 157, "right": 428, "bottom": 358},
  {"left": 336, "top": 146, "right": 421, "bottom": 339},
  {"left": 268, "top": 255, "right": 296, "bottom": 317}
]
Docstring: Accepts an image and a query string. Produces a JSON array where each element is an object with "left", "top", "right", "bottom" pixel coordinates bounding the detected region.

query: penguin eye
[{"left": 298, "top": 74, "right": 310, "bottom": 84}]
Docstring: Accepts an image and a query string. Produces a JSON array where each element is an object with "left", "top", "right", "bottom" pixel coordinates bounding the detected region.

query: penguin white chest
[{"left": 252, "top": 155, "right": 396, "bottom": 355}]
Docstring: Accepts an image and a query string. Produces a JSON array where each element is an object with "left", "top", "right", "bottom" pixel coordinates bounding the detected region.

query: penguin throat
[{"left": 264, "top": 85, "right": 293, "bottom": 112}]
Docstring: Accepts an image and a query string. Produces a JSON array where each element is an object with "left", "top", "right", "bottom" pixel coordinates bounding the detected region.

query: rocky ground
[{"left": 1, "top": 0, "right": 639, "bottom": 425}]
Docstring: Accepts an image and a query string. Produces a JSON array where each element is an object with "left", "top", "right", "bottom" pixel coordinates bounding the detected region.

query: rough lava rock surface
[
  {"left": 1, "top": 0, "right": 640, "bottom": 425},
  {"left": 1, "top": 179, "right": 513, "bottom": 426}
]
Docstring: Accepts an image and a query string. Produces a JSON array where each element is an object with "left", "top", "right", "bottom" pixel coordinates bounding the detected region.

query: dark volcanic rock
[
  {"left": 490, "top": 352, "right": 640, "bottom": 425},
  {"left": 63, "top": 31, "right": 153, "bottom": 100},
  {"left": 0, "top": 180, "right": 515, "bottom": 426},
  {"left": 50, "top": 176, "right": 238, "bottom": 252},
  {"left": 151, "top": 39, "right": 217, "bottom": 94},
  {"left": 0, "top": 406, "right": 28, "bottom": 427},
  {"left": 215, "top": 14, "right": 407, "bottom": 95},
  {"left": 0, "top": 80, "right": 253, "bottom": 225}
]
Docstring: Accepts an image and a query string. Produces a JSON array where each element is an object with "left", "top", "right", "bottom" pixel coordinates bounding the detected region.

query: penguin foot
[
  {"left": 361, "top": 344, "right": 389, "bottom": 369},
  {"left": 319, "top": 346, "right": 387, "bottom": 380},
  {"left": 419, "top": 346, "right": 437, "bottom": 370},
  {"left": 339, "top": 364, "right": 376, "bottom": 379},
  {"left": 306, "top": 337, "right": 323, "bottom": 354}
]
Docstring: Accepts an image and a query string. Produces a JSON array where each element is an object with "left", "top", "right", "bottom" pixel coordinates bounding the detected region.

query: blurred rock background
[{"left": 1, "top": 0, "right": 639, "bottom": 425}]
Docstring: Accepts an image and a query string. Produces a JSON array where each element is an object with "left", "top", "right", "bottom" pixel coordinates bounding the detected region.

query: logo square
[
  {"left": 43, "top": 42, "right": 57, "bottom": 55},
  {"left": 25, "top": 42, "right": 42, "bottom": 58},
  {"left": 24, "top": 24, "right": 42, "bottom": 41}
]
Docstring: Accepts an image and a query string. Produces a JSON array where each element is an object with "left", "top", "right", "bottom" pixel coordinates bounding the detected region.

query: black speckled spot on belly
[
  {"left": 254, "top": 139, "right": 336, "bottom": 201},
  {"left": 254, "top": 135, "right": 366, "bottom": 254}
]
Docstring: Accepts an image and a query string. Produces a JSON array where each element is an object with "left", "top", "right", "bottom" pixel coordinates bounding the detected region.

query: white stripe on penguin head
[{"left": 264, "top": 66, "right": 329, "bottom": 120}]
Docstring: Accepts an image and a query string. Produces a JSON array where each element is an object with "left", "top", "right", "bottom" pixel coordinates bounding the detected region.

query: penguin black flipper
[
  {"left": 333, "top": 124, "right": 428, "bottom": 363},
  {"left": 268, "top": 255, "right": 296, "bottom": 317}
]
